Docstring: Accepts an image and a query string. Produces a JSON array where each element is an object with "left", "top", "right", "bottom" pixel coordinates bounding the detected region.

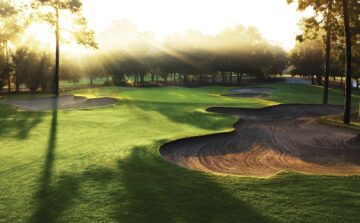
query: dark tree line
[{"left": 288, "top": 0, "right": 359, "bottom": 124}]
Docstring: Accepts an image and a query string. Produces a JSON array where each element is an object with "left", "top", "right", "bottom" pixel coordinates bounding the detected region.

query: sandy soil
[
  {"left": 1, "top": 95, "right": 117, "bottom": 111},
  {"left": 160, "top": 104, "right": 360, "bottom": 177}
]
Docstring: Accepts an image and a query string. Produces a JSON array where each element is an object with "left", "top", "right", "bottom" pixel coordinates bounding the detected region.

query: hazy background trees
[
  {"left": 90, "top": 23, "right": 287, "bottom": 87},
  {"left": 0, "top": 0, "right": 358, "bottom": 95},
  {"left": 0, "top": 0, "right": 28, "bottom": 93}
]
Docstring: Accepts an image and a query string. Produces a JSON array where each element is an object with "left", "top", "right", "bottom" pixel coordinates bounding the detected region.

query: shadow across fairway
[
  {"left": 114, "top": 144, "right": 277, "bottom": 222},
  {"left": 128, "top": 101, "right": 244, "bottom": 131},
  {"left": 22, "top": 139, "right": 360, "bottom": 222},
  {"left": 28, "top": 108, "right": 80, "bottom": 223},
  {"left": 78, "top": 142, "right": 275, "bottom": 223},
  {"left": 0, "top": 104, "right": 44, "bottom": 139}
]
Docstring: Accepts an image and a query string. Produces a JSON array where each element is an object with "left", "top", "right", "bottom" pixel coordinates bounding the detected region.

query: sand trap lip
[
  {"left": 160, "top": 104, "right": 360, "bottom": 177},
  {"left": 1, "top": 95, "right": 117, "bottom": 111},
  {"left": 223, "top": 93, "right": 270, "bottom": 98}
]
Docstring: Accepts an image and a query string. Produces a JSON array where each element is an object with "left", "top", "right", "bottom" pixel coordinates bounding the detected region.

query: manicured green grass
[
  {"left": 0, "top": 84, "right": 359, "bottom": 223},
  {"left": 320, "top": 114, "right": 360, "bottom": 131},
  {"left": 269, "top": 83, "right": 360, "bottom": 109}
]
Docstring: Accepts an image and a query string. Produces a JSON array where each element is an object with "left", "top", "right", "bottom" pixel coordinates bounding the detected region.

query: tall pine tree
[{"left": 32, "top": 0, "right": 97, "bottom": 96}]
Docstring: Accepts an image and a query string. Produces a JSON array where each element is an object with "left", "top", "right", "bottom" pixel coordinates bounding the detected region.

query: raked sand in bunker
[
  {"left": 229, "top": 87, "right": 274, "bottom": 93},
  {"left": 160, "top": 104, "right": 360, "bottom": 177},
  {"left": 1, "top": 95, "right": 117, "bottom": 111},
  {"left": 223, "top": 87, "right": 273, "bottom": 98}
]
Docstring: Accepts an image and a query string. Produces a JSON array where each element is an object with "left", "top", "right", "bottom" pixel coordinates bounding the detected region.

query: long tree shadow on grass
[
  {"left": 128, "top": 101, "right": 244, "bottom": 131},
  {"left": 27, "top": 109, "right": 80, "bottom": 223},
  {"left": 23, "top": 139, "right": 360, "bottom": 222},
  {"left": 0, "top": 104, "right": 44, "bottom": 139},
  {"left": 110, "top": 143, "right": 276, "bottom": 223}
]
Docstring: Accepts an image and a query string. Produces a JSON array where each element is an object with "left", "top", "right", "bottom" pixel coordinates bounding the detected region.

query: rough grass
[{"left": 0, "top": 84, "right": 359, "bottom": 223}]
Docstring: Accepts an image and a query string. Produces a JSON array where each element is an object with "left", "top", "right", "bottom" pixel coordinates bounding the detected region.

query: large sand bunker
[
  {"left": 2, "top": 95, "right": 117, "bottom": 111},
  {"left": 160, "top": 104, "right": 360, "bottom": 177}
]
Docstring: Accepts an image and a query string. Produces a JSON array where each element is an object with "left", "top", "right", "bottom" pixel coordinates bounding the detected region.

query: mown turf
[{"left": 0, "top": 84, "right": 359, "bottom": 223}]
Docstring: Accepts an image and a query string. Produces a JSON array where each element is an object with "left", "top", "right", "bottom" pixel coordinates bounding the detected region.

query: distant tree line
[
  {"left": 1, "top": 17, "right": 288, "bottom": 92},
  {"left": 92, "top": 26, "right": 288, "bottom": 87}
]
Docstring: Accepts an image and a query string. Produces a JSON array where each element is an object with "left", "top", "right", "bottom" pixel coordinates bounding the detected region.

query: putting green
[{"left": 0, "top": 84, "right": 359, "bottom": 223}]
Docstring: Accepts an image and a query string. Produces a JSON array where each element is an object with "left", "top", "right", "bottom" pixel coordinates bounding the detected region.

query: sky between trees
[{"left": 21, "top": 0, "right": 314, "bottom": 52}]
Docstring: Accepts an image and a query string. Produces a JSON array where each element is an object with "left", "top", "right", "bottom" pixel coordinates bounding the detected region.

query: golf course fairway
[{"left": 0, "top": 83, "right": 359, "bottom": 223}]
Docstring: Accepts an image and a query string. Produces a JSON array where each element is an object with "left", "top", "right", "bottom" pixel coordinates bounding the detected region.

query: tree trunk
[
  {"left": 54, "top": 6, "right": 60, "bottom": 96},
  {"left": 342, "top": 0, "right": 352, "bottom": 124},
  {"left": 323, "top": 0, "right": 333, "bottom": 104},
  {"left": 212, "top": 73, "right": 215, "bottom": 84},
  {"left": 90, "top": 76, "right": 93, "bottom": 86},
  {"left": 357, "top": 77, "right": 359, "bottom": 89},
  {"left": 316, "top": 74, "right": 322, "bottom": 86},
  {"left": 5, "top": 41, "right": 11, "bottom": 94},
  {"left": 15, "top": 77, "right": 20, "bottom": 93},
  {"left": 311, "top": 75, "right": 315, "bottom": 85},
  {"left": 229, "top": 73, "right": 233, "bottom": 85}
]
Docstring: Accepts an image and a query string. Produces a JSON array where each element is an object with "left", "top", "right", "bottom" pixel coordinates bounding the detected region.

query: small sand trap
[
  {"left": 223, "top": 93, "right": 269, "bottom": 98},
  {"left": 2, "top": 95, "right": 117, "bottom": 111},
  {"left": 160, "top": 104, "right": 360, "bottom": 177},
  {"left": 230, "top": 87, "right": 273, "bottom": 93},
  {"left": 224, "top": 87, "right": 273, "bottom": 98}
]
